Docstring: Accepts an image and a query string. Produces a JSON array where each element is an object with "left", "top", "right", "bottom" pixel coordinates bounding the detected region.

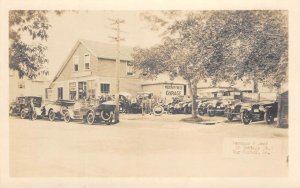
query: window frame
[
  {"left": 84, "top": 53, "right": 90, "bottom": 70},
  {"left": 100, "top": 83, "right": 110, "bottom": 94},
  {"left": 126, "top": 61, "right": 134, "bottom": 76},
  {"left": 73, "top": 55, "right": 79, "bottom": 72}
]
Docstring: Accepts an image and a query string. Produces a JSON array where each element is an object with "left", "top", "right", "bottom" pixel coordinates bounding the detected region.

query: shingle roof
[{"left": 80, "top": 39, "right": 133, "bottom": 61}]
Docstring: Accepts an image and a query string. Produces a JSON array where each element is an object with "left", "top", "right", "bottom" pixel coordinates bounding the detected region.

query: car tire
[
  {"left": 86, "top": 112, "right": 95, "bottom": 125},
  {"left": 208, "top": 107, "right": 215, "bottom": 117},
  {"left": 227, "top": 109, "right": 234, "bottom": 121},
  {"left": 48, "top": 110, "right": 55, "bottom": 121},
  {"left": 32, "top": 111, "right": 37, "bottom": 120},
  {"left": 101, "top": 110, "right": 112, "bottom": 122},
  {"left": 64, "top": 112, "right": 71, "bottom": 123},
  {"left": 198, "top": 108, "right": 204, "bottom": 116},
  {"left": 20, "top": 109, "right": 26, "bottom": 119},
  {"left": 241, "top": 110, "right": 252, "bottom": 125},
  {"left": 265, "top": 109, "right": 275, "bottom": 125},
  {"left": 153, "top": 105, "right": 164, "bottom": 116}
]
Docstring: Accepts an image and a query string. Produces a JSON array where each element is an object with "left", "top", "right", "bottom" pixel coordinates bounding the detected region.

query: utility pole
[{"left": 108, "top": 18, "right": 125, "bottom": 123}]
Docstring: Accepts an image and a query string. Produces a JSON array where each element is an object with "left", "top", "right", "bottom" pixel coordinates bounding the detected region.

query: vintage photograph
[{"left": 8, "top": 10, "right": 288, "bottom": 177}]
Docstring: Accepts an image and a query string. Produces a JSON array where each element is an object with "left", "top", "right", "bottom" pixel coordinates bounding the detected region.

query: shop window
[
  {"left": 78, "top": 81, "right": 87, "bottom": 99},
  {"left": 126, "top": 62, "right": 134, "bottom": 75},
  {"left": 87, "top": 80, "right": 95, "bottom": 99},
  {"left": 84, "top": 53, "right": 90, "bottom": 70},
  {"left": 100, "top": 83, "right": 110, "bottom": 94},
  {"left": 73, "top": 55, "right": 79, "bottom": 72},
  {"left": 58, "top": 87, "right": 63, "bottom": 100},
  {"left": 69, "top": 82, "right": 77, "bottom": 100}
]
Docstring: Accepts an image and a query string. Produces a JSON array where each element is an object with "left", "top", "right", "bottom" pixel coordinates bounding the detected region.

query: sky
[{"left": 43, "top": 11, "right": 162, "bottom": 79}]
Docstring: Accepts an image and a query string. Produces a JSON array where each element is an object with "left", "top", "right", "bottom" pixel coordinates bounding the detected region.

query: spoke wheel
[
  {"left": 241, "top": 110, "right": 252, "bottom": 125},
  {"left": 64, "top": 112, "right": 71, "bottom": 123},
  {"left": 48, "top": 110, "right": 55, "bottom": 121},
  {"left": 265, "top": 110, "right": 275, "bottom": 125},
  {"left": 101, "top": 110, "right": 112, "bottom": 121},
  {"left": 20, "top": 110, "right": 26, "bottom": 119},
  {"left": 32, "top": 111, "right": 37, "bottom": 120},
  {"left": 87, "top": 112, "right": 95, "bottom": 125}
]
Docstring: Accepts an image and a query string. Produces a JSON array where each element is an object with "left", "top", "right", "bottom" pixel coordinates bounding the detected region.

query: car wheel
[
  {"left": 153, "top": 105, "right": 164, "bottom": 116},
  {"left": 101, "top": 110, "right": 112, "bottom": 121},
  {"left": 208, "top": 107, "right": 215, "bottom": 117},
  {"left": 64, "top": 112, "right": 71, "bottom": 123},
  {"left": 86, "top": 112, "right": 95, "bottom": 125},
  {"left": 32, "top": 111, "right": 37, "bottom": 120},
  {"left": 198, "top": 108, "right": 204, "bottom": 116},
  {"left": 48, "top": 110, "right": 55, "bottom": 121},
  {"left": 227, "top": 109, "right": 234, "bottom": 121},
  {"left": 20, "top": 109, "right": 26, "bottom": 119},
  {"left": 241, "top": 110, "right": 252, "bottom": 125},
  {"left": 265, "top": 109, "right": 275, "bottom": 125}
]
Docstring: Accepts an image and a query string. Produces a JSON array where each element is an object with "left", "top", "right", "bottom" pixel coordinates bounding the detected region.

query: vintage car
[
  {"left": 9, "top": 96, "right": 27, "bottom": 116},
  {"left": 167, "top": 96, "right": 191, "bottom": 114},
  {"left": 42, "top": 99, "right": 80, "bottom": 122},
  {"left": 227, "top": 100, "right": 278, "bottom": 125},
  {"left": 19, "top": 96, "right": 43, "bottom": 120},
  {"left": 202, "top": 99, "right": 237, "bottom": 117},
  {"left": 79, "top": 100, "right": 116, "bottom": 125},
  {"left": 197, "top": 100, "right": 210, "bottom": 115}
]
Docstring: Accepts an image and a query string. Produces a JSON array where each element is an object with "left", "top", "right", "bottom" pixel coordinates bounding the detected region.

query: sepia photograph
[
  {"left": 2, "top": 0, "right": 300, "bottom": 187},
  {"left": 7, "top": 9, "right": 289, "bottom": 177}
]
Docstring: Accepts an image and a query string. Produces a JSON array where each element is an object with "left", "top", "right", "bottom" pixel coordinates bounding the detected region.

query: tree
[
  {"left": 133, "top": 11, "right": 288, "bottom": 119},
  {"left": 133, "top": 12, "right": 225, "bottom": 119},
  {"left": 9, "top": 10, "right": 63, "bottom": 79},
  {"left": 207, "top": 11, "right": 288, "bottom": 92}
]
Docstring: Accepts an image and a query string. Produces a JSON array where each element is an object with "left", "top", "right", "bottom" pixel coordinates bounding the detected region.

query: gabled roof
[
  {"left": 50, "top": 39, "right": 134, "bottom": 86},
  {"left": 80, "top": 39, "right": 133, "bottom": 61}
]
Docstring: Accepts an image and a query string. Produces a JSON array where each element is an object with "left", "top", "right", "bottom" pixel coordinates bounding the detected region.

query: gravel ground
[{"left": 9, "top": 114, "right": 288, "bottom": 177}]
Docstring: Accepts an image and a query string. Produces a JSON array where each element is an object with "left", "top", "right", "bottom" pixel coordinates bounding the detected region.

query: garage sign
[{"left": 165, "top": 85, "right": 184, "bottom": 96}]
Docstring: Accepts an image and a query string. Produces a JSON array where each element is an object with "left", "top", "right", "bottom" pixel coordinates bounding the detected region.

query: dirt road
[{"left": 9, "top": 114, "right": 288, "bottom": 177}]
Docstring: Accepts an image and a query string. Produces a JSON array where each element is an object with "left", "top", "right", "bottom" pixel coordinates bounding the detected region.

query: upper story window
[
  {"left": 73, "top": 55, "right": 79, "bottom": 72},
  {"left": 126, "top": 61, "right": 134, "bottom": 76},
  {"left": 84, "top": 53, "right": 90, "bottom": 70}
]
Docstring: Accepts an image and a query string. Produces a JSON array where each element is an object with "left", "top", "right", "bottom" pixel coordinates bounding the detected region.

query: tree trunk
[
  {"left": 253, "top": 78, "right": 259, "bottom": 93},
  {"left": 192, "top": 83, "right": 198, "bottom": 119},
  {"left": 187, "top": 80, "right": 198, "bottom": 119}
]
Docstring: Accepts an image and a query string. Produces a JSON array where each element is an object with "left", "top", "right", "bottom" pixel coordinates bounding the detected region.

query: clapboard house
[{"left": 48, "top": 39, "right": 143, "bottom": 101}]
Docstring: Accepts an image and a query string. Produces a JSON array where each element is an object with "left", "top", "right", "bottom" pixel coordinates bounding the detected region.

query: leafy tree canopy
[{"left": 9, "top": 10, "right": 63, "bottom": 79}]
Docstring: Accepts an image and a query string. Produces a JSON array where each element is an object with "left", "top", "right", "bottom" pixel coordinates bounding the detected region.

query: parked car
[
  {"left": 9, "top": 96, "right": 26, "bottom": 116},
  {"left": 79, "top": 100, "right": 116, "bottom": 125},
  {"left": 167, "top": 96, "right": 190, "bottom": 114},
  {"left": 19, "top": 96, "right": 43, "bottom": 120},
  {"left": 42, "top": 99, "right": 78, "bottom": 122},
  {"left": 197, "top": 100, "right": 210, "bottom": 115},
  {"left": 227, "top": 100, "right": 278, "bottom": 125}
]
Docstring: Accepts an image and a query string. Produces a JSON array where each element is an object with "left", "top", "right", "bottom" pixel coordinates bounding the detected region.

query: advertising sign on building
[{"left": 164, "top": 85, "right": 184, "bottom": 96}]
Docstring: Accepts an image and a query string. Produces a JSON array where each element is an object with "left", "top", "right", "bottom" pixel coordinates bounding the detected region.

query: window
[
  {"left": 18, "top": 82, "right": 25, "bottom": 89},
  {"left": 69, "top": 82, "right": 76, "bottom": 100},
  {"left": 58, "top": 87, "right": 63, "bottom": 100},
  {"left": 100, "top": 83, "right": 110, "bottom": 94},
  {"left": 73, "top": 55, "right": 79, "bottom": 71},
  {"left": 78, "top": 81, "right": 87, "bottom": 99},
  {"left": 87, "top": 80, "right": 95, "bottom": 99},
  {"left": 84, "top": 53, "right": 90, "bottom": 70},
  {"left": 126, "top": 62, "right": 134, "bottom": 75}
]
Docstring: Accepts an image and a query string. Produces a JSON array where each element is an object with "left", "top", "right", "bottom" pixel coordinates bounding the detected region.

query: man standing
[{"left": 28, "top": 98, "right": 35, "bottom": 120}]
